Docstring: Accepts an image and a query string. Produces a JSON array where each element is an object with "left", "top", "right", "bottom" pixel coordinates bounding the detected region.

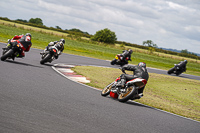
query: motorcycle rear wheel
[
  {"left": 40, "top": 54, "right": 52, "bottom": 64},
  {"left": 101, "top": 81, "right": 115, "bottom": 96},
  {"left": 1, "top": 49, "right": 14, "bottom": 61},
  {"left": 118, "top": 85, "right": 136, "bottom": 102}
]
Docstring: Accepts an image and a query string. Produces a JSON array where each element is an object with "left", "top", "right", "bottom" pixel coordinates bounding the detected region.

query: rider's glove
[{"left": 119, "top": 67, "right": 125, "bottom": 73}]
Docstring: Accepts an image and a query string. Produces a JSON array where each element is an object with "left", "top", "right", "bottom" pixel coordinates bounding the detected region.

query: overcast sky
[{"left": 0, "top": 0, "right": 200, "bottom": 54}]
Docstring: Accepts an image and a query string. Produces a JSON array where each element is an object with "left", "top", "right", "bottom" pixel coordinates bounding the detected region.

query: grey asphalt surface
[{"left": 0, "top": 42, "right": 200, "bottom": 133}]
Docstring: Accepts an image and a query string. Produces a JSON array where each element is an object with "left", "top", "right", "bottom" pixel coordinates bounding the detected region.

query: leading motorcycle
[
  {"left": 1, "top": 39, "right": 23, "bottom": 61},
  {"left": 101, "top": 69, "right": 147, "bottom": 102},
  {"left": 167, "top": 64, "right": 186, "bottom": 76},
  {"left": 110, "top": 54, "right": 130, "bottom": 66},
  {"left": 40, "top": 46, "right": 59, "bottom": 64}
]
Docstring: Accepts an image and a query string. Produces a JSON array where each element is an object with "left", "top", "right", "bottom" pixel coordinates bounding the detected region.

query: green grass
[
  {"left": 71, "top": 66, "right": 200, "bottom": 121},
  {"left": 1, "top": 19, "right": 200, "bottom": 121},
  {"left": 0, "top": 21, "right": 200, "bottom": 76}
]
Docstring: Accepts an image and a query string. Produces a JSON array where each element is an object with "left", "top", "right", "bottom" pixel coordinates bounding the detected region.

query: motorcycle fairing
[{"left": 126, "top": 78, "right": 147, "bottom": 88}]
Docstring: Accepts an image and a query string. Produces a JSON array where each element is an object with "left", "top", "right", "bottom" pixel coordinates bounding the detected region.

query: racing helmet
[
  {"left": 138, "top": 62, "right": 146, "bottom": 68},
  {"left": 184, "top": 60, "right": 187, "bottom": 64},
  {"left": 26, "top": 33, "right": 31, "bottom": 37},
  {"left": 60, "top": 39, "right": 65, "bottom": 44},
  {"left": 128, "top": 49, "right": 133, "bottom": 54}
]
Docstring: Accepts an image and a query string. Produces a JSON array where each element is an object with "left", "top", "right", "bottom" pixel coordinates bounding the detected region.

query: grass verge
[{"left": 72, "top": 66, "right": 200, "bottom": 122}]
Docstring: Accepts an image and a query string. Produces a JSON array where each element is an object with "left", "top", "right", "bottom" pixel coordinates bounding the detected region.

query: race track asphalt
[{"left": 0, "top": 42, "right": 200, "bottom": 133}]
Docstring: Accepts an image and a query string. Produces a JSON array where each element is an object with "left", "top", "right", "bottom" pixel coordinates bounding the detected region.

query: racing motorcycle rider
[
  {"left": 7, "top": 33, "right": 32, "bottom": 57},
  {"left": 117, "top": 62, "right": 149, "bottom": 99},
  {"left": 41, "top": 39, "right": 65, "bottom": 59},
  {"left": 121, "top": 49, "right": 133, "bottom": 63},
  {"left": 176, "top": 60, "right": 187, "bottom": 72}
]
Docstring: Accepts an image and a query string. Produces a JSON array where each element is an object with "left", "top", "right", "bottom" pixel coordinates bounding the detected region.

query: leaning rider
[
  {"left": 41, "top": 39, "right": 65, "bottom": 59},
  {"left": 177, "top": 60, "right": 187, "bottom": 72},
  {"left": 7, "top": 33, "right": 32, "bottom": 57},
  {"left": 121, "top": 49, "right": 133, "bottom": 63},
  {"left": 117, "top": 62, "right": 149, "bottom": 99}
]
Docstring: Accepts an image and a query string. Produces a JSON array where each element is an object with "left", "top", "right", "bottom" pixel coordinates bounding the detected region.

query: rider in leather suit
[
  {"left": 41, "top": 39, "right": 65, "bottom": 59},
  {"left": 7, "top": 33, "right": 32, "bottom": 57},
  {"left": 117, "top": 62, "right": 149, "bottom": 99},
  {"left": 121, "top": 49, "right": 133, "bottom": 63}
]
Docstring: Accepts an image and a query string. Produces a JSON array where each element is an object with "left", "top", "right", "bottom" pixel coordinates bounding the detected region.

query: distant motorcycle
[
  {"left": 1, "top": 39, "right": 23, "bottom": 61},
  {"left": 40, "top": 46, "right": 58, "bottom": 64},
  {"left": 110, "top": 54, "right": 130, "bottom": 66},
  {"left": 101, "top": 68, "right": 147, "bottom": 102},
  {"left": 167, "top": 63, "right": 186, "bottom": 76}
]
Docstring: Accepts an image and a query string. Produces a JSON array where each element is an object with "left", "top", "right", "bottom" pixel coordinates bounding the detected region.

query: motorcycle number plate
[{"left": 115, "top": 56, "right": 118, "bottom": 60}]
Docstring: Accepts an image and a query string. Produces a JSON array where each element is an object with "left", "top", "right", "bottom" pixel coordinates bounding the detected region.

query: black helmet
[
  {"left": 184, "top": 60, "right": 187, "bottom": 64},
  {"left": 60, "top": 39, "right": 65, "bottom": 44},
  {"left": 128, "top": 49, "right": 133, "bottom": 54},
  {"left": 26, "top": 33, "right": 31, "bottom": 37},
  {"left": 138, "top": 62, "right": 146, "bottom": 68}
]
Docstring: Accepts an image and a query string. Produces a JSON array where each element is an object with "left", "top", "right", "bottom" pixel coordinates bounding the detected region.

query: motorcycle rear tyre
[
  {"left": 167, "top": 67, "right": 175, "bottom": 74},
  {"left": 40, "top": 54, "right": 52, "bottom": 64},
  {"left": 118, "top": 85, "right": 136, "bottom": 102},
  {"left": 1, "top": 49, "right": 14, "bottom": 61},
  {"left": 101, "top": 81, "right": 115, "bottom": 96}
]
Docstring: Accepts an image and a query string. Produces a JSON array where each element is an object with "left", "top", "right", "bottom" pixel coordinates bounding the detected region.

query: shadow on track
[
  {"left": 40, "top": 63, "right": 54, "bottom": 67},
  {"left": 4, "top": 60, "right": 44, "bottom": 68},
  {"left": 125, "top": 100, "right": 153, "bottom": 109},
  {"left": 103, "top": 96, "right": 152, "bottom": 109}
]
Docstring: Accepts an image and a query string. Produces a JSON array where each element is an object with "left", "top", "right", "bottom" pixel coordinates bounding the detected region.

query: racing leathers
[
  {"left": 7, "top": 34, "right": 32, "bottom": 57},
  {"left": 42, "top": 41, "right": 64, "bottom": 59},
  {"left": 176, "top": 60, "right": 187, "bottom": 72},
  {"left": 121, "top": 49, "right": 132, "bottom": 63},
  {"left": 118, "top": 64, "right": 149, "bottom": 99}
]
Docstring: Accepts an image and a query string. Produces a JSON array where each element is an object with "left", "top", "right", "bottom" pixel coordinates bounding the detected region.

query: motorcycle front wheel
[
  {"left": 40, "top": 54, "right": 52, "bottom": 64},
  {"left": 118, "top": 85, "right": 136, "bottom": 102},
  {"left": 101, "top": 81, "right": 115, "bottom": 96},
  {"left": 167, "top": 67, "right": 175, "bottom": 74},
  {"left": 1, "top": 49, "right": 14, "bottom": 61},
  {"left": 110, "top": 59, "right": 117, "bottom": 65}
]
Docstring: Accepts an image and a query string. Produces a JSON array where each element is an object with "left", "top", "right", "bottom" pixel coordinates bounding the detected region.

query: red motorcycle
[
  {"left": 101, "top": 69, "right": 147, "bottom": 102},
  {"left": 110, "top": 54, "right": 130, "bottom": 66},
  {"left": 1, "top": 39, "right": 23, "bottom": 61}
]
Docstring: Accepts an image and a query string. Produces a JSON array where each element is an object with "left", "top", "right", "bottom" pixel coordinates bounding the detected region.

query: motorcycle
[
  {"left": 167, "top": 64, "right": 186, "bottom": 76},
  {"left": 110, "top": 54, "right": 130, "bottom": 66},
  {"left": 101, "top": 68, "right": 147, "bottom": 102},
  {"left": 1, "top": 39, "right": 23, "bottom": 61},
  {"left": 40, "top": 46, "right": 59, "bottom": 64}
]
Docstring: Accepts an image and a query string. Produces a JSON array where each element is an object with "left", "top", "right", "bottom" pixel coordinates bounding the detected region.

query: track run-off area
[{"left": 0, "top": 42, "right": 200, "bottom": 133}]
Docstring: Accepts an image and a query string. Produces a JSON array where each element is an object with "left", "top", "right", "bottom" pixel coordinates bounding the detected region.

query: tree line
[{"left": 0, "top": 17, "right": 199, "bottom": 60}]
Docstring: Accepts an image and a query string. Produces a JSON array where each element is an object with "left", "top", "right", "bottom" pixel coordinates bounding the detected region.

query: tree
[
  {"left": 181, "top": 49, "right": 188, "bottom": 54},
  {"left": 29, "top": 18, "right": 43, "bottom": 25},
  {"left": 69, "top": 28, "right": 89, "bottom": 35},
  {"left": 16, "top": 19, "right": 28, "bottom": 23},
  {"left": 55, "top": 26, "right": 62, "bottom": 29},
  {"left": 143, "top": 40, "right": 157, "bottom": 47},
  {"left": 91, "top": 28, "right": 117, "bottom": 44}
]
